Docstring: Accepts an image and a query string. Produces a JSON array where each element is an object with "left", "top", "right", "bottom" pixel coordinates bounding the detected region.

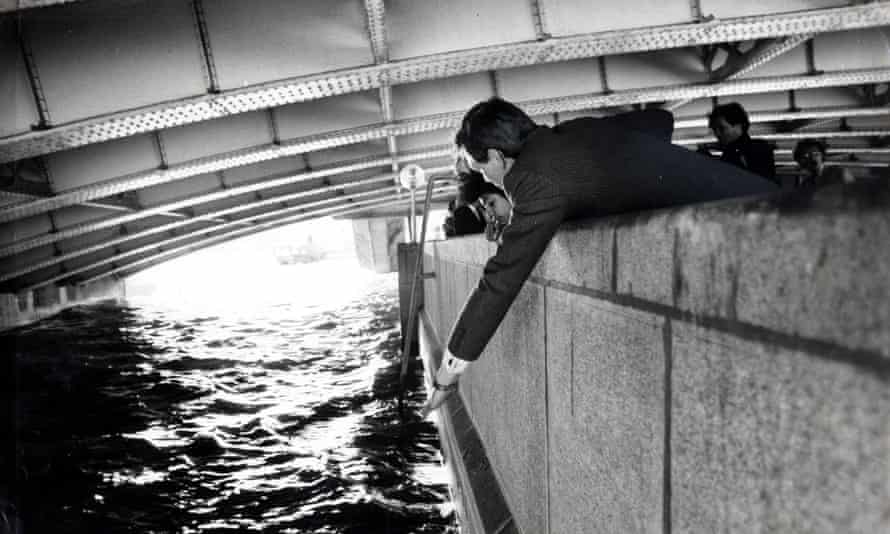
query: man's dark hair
[
  {"left": 793, "top": 139, "right": 827, "bottom": 163},
  {"left": 708, "top": 102, "right": 750, "bottom": 134},
  {"left": 455, "top": 97, "right": 538, "bottom": 163},
  {"left": 458, "top": 170, "right": 507, "bottom": 203}
]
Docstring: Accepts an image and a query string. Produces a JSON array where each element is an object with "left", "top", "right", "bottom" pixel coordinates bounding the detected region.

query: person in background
[
  {"left": 793, "top": 140, "right": 854, "bottom": 188},
  {"left": 421, "top": 97, "right": 777, "bottom": 416},
  {"left": 703, "top": 102, "right": 777, "bottom": 184},
  {"left": 478, "top": 181, "right": 511, "bottom": 244},
  {"left": 442, "top": 184, "right": 485, "bottom": 237},
  {"left": 458, "top": 169, "right": 512, "bottom": 243}
]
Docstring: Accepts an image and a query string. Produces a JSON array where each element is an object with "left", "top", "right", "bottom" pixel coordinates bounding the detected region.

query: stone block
[
  {"left": 419, "top": 306, "right": 515, "bottom": 534},
  {"left": 435, "top": 234, "right": 493, "bottom": 267},
  {"left": 462, "top": 235, "right": 497, "bottom": 268},
  {"left": 546, "top": 288, "right": 665, "bottom": 534},
  {"left": 0, "top": 294, "right": 18, "bottom": 329},
  {"left": 533, "top": 220, "right": 614, "bottom": 292},
  {"left": 432, "top": 257, "right": 448, "bottom": 339},
  {"left": 17, "top": 291, "right": 33, "bottom": 313},
  {"left": 450, "top": 402, "right": 514, "bottom": 534},
  {"left": 439, "top": 259, "right": 457, "bottom": 340},
  {"left": 463, "top": 279, "right": 548, "bottom": 534},
  {"left": 32, "top": 284, "right": 60, "bottom": 308},
  {"left": 671, "top": 209, "right": 742, "bottom": 318},
  {"left": 672, "top": 321, "right": 890, "bottom": 534},
  {"left": 615, "top": 210, "right": 676, "bottom": 306},
  {"left": 422, "top": 251, "right": 441, "bottom": 337},
  {"left": 673, "top": 184, "right": 890, "bottom": 359}
]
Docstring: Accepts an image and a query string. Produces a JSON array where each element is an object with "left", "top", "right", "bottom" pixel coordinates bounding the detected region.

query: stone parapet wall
[{"left": 421, "top": 181, "right": 890, "bottom": 534}]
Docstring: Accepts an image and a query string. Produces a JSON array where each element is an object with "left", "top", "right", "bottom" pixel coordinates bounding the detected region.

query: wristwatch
[{"left": 432, "top": 378, "right": 458, "bottom": 393}]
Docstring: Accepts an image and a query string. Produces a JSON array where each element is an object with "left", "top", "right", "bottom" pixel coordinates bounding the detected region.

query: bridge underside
[{"left": 1, "top": 0, "right": 889, "bottom": 294}]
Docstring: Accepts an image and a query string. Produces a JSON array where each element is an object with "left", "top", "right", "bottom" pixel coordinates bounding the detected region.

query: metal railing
[{"left": 398, "top": 171, "right": 450, "bottom": 406}]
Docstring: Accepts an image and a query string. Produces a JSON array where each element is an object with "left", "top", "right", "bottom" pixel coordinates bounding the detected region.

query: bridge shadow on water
[{"left": 0, "top": 298, "right": 454, "bottom": 534}]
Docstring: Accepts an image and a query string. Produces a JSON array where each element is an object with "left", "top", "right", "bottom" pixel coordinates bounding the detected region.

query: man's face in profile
[
  {"left": 711, "top": 117, "right": 743, "bottom": 147},
  {"left": 797, "top": 148, "right": 824, "bottom": 175},
  {"left": 462, "top": 148, "right": 509, "bottom": 188}
]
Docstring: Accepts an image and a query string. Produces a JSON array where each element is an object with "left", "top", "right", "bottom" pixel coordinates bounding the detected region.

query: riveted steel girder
[
  {"left": 0, "top": 0, "right": 78, "bottom": 13},
  {"left": 774, "top": 160, "right": 888, "bottom": 168},
  {"left": 3, "top": 66, "right": 888, "bottom": 227},
  {"left": 0, "top": 128, "right": 388, "bottom": 223},
  {"left": 71, "top": 186, "right": 456, "bottom": 288},
  {"left": 673, "top": 106, "right": 890, "bottom": 129},
  {"left": 675, "top": 129, "right": 890, "bottom": 145},
  {"left": 715, "top": 33, "right": 815, "bottom": 81},
  {"left": 364, "top": 0, "right": 388, "bottom": 65},
  {"left": 665, "top": 32, "right": 815, "bottom": 111},
  {"left": 2, "top": 4, "right": 889, "bottom": 163},
  {"left": 363, "top": 0, "right": 400, "bottom": 177},
  {"left": 0, "top": 172, "right": 409, "bottom": 282},
  {"left": 2, "top": 167, "right": 453, "bottom": 282},
  {"left": 522, "top": 68, "right": 890, "bottom": 117},
  {"left": 0, "top": 149, "right": 452, "bottom": 258},
  {"left": 23, "top": 184, "right": 451, "bottom": 290},
  {"left": 775, "top": 147, "right": 890, "bottom": 156},
  {"left": 0, "top": 142, "right": 451, "bottom": 224}
]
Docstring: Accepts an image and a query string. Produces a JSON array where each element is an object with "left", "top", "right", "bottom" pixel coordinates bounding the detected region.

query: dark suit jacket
[
  {"left": 719, "top": 134, "right": 777, "bottom": 184},
  {"left": 446, "top": 109, "right": 778, "bottom": 362}
]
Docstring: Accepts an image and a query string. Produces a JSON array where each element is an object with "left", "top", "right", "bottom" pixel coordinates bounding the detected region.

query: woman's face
[{"left": 479, "top": 193, "right": 511, "bottom": 223}]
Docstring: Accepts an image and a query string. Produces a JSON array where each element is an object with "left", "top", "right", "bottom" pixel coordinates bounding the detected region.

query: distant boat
[{"left": 273, "top": 237, "right": 327, "bottom": 265}]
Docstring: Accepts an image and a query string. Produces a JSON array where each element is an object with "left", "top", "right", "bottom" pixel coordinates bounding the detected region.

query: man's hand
[
  {"left": 421, "top": 350, "right": 466, "bottom": 418},
  {"left": 420, "top": 387, "right": 454, "bottom": 418}
]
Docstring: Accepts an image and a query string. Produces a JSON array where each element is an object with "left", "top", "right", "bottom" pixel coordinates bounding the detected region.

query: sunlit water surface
[{"left": 2, "top": 258, "right": 455, "bottom": 533}]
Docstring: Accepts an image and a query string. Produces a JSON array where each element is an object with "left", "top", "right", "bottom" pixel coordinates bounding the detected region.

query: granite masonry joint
[
  {"left": 535, "top": 277, "right": 890, "bottom": 379},
  {"left": 662, "top": 317, "right": 673, "bottom": 534},
  {"left": 610, "top": 227, "right": 618, "bottom": 293},
  {"left": 671, "top": 229, "right": 682, "bottom": 308}
]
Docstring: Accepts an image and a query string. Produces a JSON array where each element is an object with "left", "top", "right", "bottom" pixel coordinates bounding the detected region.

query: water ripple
[{"left": 1, "top": 267, "right": 455, "bottom": 533}]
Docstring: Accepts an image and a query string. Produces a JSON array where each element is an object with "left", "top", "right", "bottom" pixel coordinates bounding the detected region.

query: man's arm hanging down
[{"left": 423, "top": 192, "right": 567, "bottom": 415}]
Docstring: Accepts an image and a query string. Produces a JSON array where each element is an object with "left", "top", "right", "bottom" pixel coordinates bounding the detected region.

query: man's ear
[
  {"left": 454, "top": 154, "right": 470, "bottom": 174},
  {"left": 486, "top": 148, "right": 503, "bottom": 166}
]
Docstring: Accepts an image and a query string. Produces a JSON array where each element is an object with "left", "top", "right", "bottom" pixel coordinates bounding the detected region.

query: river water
[{"left": 1, "top": 258, "right": 456, "bottom": 533}]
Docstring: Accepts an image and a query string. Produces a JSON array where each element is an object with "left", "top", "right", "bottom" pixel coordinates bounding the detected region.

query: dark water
[{"left": 0, "top": 262, "right": 455, "bottom": 533}]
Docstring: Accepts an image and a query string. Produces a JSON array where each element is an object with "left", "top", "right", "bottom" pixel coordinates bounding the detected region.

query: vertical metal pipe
[
  {"left": 399, "top": 176, "right": 439, "bottom": 400},
  {"left": 409, "top": 186, "right": 417, "bottom": 242}
]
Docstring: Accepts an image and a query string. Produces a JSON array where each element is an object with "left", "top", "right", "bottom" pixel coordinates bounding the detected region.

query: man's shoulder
[{"left": 746, "top": 137, "right": 774, "bottom": 151}]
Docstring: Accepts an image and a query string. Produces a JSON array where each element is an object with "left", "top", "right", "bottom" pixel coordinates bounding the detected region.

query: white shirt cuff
[{"left": 442, "top": 349, "right": 470, "bottom": 374}]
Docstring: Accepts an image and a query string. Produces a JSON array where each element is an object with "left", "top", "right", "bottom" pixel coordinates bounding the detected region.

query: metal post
[
  {"left": 398, "top": 174, "right": 439, "bottom": 405},
  {"left": 410, "top": 186, "right": 417, "bottom": 242}
]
